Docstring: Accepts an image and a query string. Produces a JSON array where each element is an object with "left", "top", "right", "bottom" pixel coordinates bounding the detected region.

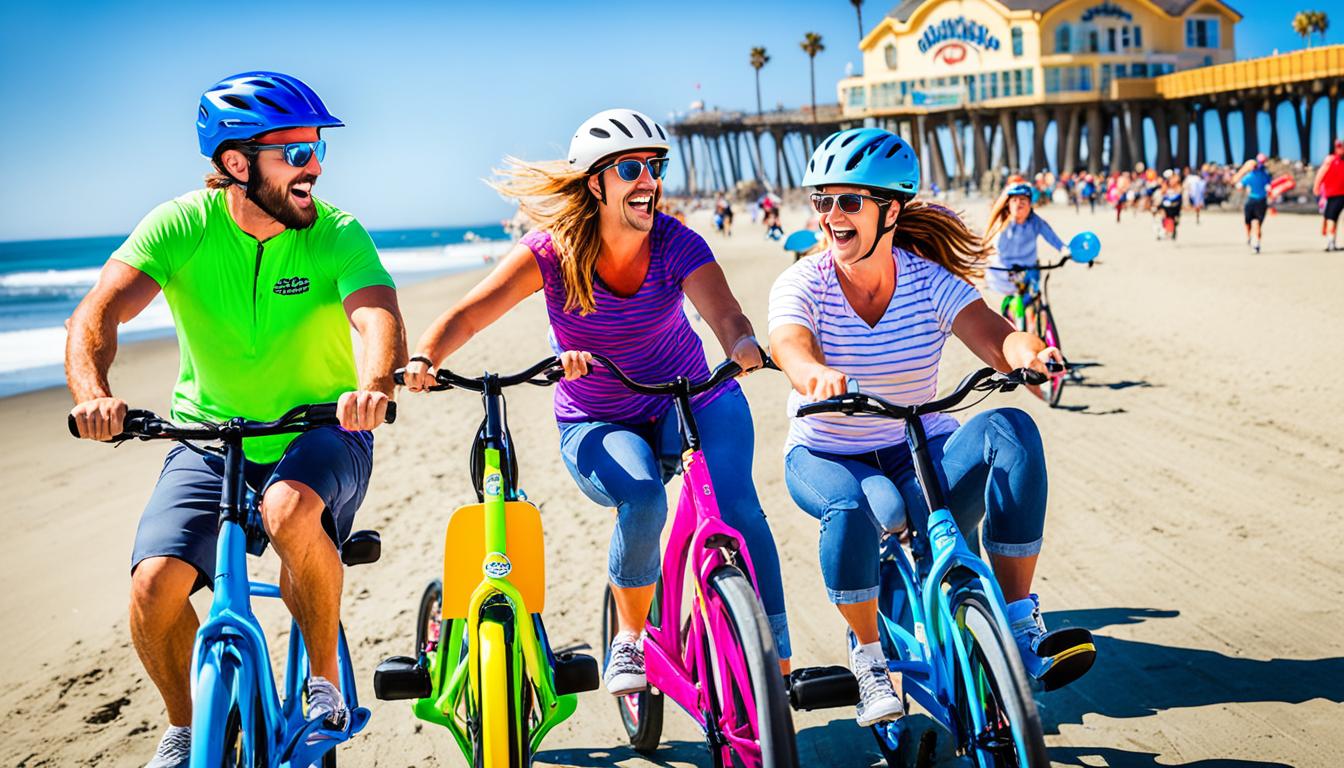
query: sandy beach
[{"left": 2, "top": 201, "right": 1341, "bottom": 767}]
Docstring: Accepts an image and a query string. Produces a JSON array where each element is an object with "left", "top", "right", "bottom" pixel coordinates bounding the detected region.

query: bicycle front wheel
[
  {"left": 1037, "top": 306, "right": 1066, "bottom": 408},
  {"left": 706, "top": 565, "right": 799, "bottom": 768},
  {"left": 475, "top": 617, "right": 527, "bottom": 767},
  {"left": 951, "top": 592, "right": 1049, "bottom": 768}
]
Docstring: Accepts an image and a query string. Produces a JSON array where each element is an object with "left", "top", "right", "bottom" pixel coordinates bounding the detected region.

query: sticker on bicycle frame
[
  {"left": 484, "top": 472, "right": 502, "bottom": 498},
  {"left": 914, "top": 622, "right": 927, "bottom": 645},
  {"left": 482, "top": 551, "right": 512, "bottom": 579}
]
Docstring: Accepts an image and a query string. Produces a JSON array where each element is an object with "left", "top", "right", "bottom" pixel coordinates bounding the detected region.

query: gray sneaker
[
  {"left": 603, "top": 631, "right": 647, "bottom": 696},
  {"left": 849, "top": 637, "right": 904, "bottom": 727},
  {"left": 144, "top": 726, "right": 190, "bottom": 768}
]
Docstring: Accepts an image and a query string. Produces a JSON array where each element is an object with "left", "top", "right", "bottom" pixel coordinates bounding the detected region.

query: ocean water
[{"left": 0, "top": 224, "right": 511, "bottom": 397}]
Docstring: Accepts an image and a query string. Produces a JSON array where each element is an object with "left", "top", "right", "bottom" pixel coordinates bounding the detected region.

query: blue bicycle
[
  {"left": 68, "top": 402, "right": 394, "bottom": 767},
  {"left": 798, "top": 369, "right": 1094, "bottom": 768}
]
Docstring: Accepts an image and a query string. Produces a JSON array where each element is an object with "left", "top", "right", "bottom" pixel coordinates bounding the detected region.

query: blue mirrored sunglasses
[
  {"left": 596, "top": 156, "right": 670, "bottom": 182},
  {"left": 244, "top": 140, "right": 326, "bottom": 167}
]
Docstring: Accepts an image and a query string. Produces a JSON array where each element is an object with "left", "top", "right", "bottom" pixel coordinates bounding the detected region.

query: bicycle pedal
[
  {"left": 373, "top": 655, "right": 431, "bottom": 700},
  {"left": 787, "top": 665, "right": 859, "bottom": 711},
  {"left": 553, "top": 651, "right": 600, "bottom": 695}
]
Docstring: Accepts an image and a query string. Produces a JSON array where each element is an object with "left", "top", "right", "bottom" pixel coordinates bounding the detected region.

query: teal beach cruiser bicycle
[
  {"left": 69, "top": 402, "right": 394, "bottom": 767},
  {"left": 798, "top": 369, "right": 1095, "bottom": 767}
]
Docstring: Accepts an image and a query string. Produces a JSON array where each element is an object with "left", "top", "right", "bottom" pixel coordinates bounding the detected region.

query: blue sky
[{"left": 0, "top": 0, "right": 1331, "bottom": 240}]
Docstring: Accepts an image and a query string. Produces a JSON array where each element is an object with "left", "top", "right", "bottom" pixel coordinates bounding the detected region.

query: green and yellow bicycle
[{"left": 374, "top": 356, "right": 599, "bottom": 766}]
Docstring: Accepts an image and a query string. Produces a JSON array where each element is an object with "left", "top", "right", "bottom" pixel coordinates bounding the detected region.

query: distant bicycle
[
  {"left": 799, "top": 368, "right": 1095, "bottom": 768},
  {"left": 992, "top": 231, "right": 1101, "bottom": 408},
  {"left": 69, "top": 402, "right": 393, "bottom": 767}
]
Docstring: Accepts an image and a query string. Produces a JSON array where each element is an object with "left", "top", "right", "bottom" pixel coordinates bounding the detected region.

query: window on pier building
[
  {"left": 1087, "top": 27, "right": 1101, "bottom": 53},
  {"left": 1012, "top": 27, "right": 1023, "bottom": 57},
  {"left": 885, "top": 44, "right": 898, "bottom": 70},
  {"left": 1133, "top": 25, "right": 1143, "bottom": 49},
  {"left": 1056, "top": 25, "right": 1072, "bottom": 53},
  {"left": 1186, "top": 17, "right": 1219, "bottom": 48},
  {"left": 848, "top": 86, "right": 866, "bottom": 108},
  {"left": 1107, "top": 28, "right": 1117, "bottom": 53}
]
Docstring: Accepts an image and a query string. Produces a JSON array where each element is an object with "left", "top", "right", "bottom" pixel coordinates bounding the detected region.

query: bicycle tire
[
  {"left": 601, "top": 584, "right": 664, "bottom": 753},
  {"left": 706, "top": 565, "right": 799, "bottom": 768},
  {"left": 951, "top": 592, "right": 1049, "bottom": 768},
  {"left": 475, "top": 618, "right": 515, "bottom": 766},
  {"left": 1037, "top": 307, "right": 1065, "bottom": 408},
  {"left": 416, "top": 578, "right": 445, "bottom": 658}
]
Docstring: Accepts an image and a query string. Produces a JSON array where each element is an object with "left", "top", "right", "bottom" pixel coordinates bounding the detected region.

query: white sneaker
[
  {"left": 604, "top": 631, "right": 647, "bottom": 696},
  {"left": 849, "top": 635, "right": 904, "bottom": 727},
  {"left": 144, "top": 725, "right": 190, "bottom": 768},
  {"left": 305, "top": 676, "right": 349, "bottom": 743}
]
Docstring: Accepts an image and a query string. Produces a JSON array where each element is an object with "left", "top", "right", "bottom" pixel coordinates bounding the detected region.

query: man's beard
[{"left": 248, "top": 164, "right": 318, "bottom": 230}]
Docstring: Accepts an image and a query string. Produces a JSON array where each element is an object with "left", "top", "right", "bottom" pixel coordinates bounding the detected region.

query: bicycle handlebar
[
  {"left": 795, "top": 367, "right": 1045, "bottom": 421},
  {"left": 587, "top": 349, "right": 779, "bottom": 397},
  {"left": 68, "top": 400, "right": 397, "bottom": 443},
  {"left": 392, "top": 356, "right": 564, "bottom": 393},
  {"left": 985, "top": 255, "right": 1070, "bottom": 273}
]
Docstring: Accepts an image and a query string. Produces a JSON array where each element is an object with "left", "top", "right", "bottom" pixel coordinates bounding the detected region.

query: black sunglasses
[
  {"left": 596, "top": 156, "right": 670, "bottom": 182},
  {"left": 810, "top": 192, "right": 894, "bottom": 215}
]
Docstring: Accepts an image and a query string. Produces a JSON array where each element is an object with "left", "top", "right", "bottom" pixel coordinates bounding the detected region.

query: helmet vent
[
  {"left": 885, "top": 142, "right": 903, "bottom": 159},
  {"left": 844, "top": 151, "right": 864, "bottom": 172},
  {"left": 609, "top": 119, "right": 634, "bottom": 138},
  {"left": 273, "top": 78, "right": 306, "bottom": 101},
  {"left": 839, "top": 132, "right": 859, "bottom": 148},
  {"left": 589, "top": 127, "right": 612, "bottom": 139},
  {"left": 198, "top": 106, "right": 208, "bottom": 120},
  {"left": 656, "top": 124, "right": 666, "bottom": 140},
  {"left": 255, "top": 94, "right": 289, "bottom": 113},
  {"left": 221, "top": 95, "right": 251, "bottom": 110},
  {"left": 632, "top": 113, "right": 652, "bottom": 137},
  {"left": 246, "top": 79, "right": 277, "bottom": 88},
  {"left": 824, "top": 156, "right": 835, "bottom": 174}
]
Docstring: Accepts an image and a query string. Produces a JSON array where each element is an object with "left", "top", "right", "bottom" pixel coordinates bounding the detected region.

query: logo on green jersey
[{"left": 273, "top": 276, "right": 311, "bottom": 296}]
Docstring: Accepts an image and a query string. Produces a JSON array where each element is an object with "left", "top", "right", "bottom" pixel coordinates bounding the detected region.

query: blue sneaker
[{"left": 1007, "top": 594, "right": 1096, "bottom": 691}]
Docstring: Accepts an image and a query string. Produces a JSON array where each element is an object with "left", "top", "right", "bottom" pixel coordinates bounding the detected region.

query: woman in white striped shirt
[{"left": 767, "top": 128, "right": 1094, "bottom": 727}]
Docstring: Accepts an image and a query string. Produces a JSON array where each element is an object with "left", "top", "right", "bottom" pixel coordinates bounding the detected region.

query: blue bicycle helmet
[
  {"left": 197, "top": 71, "right": 343, "bottom": 158},
  {"left": 1005, "top": 182, "right": 1035, "bottom": 200},
  {"left": 802, "top": 128, "right": 920, "bottom": 197}
]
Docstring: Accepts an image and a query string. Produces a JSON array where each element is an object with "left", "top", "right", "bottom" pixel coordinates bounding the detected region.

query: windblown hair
[
  {"left": 488, "top": 156, "right": 604, "bottom": 315},
  {"left": 982, "top": 190, "right": 1030, "bottom": 244},
  {"left": 893, "top": 199, "right": 990, "bottom": 280}
]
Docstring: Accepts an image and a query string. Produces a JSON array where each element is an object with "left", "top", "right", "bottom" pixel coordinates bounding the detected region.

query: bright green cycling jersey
[{"left": 112, "top": 188, "right": 394, "bottom": 462}]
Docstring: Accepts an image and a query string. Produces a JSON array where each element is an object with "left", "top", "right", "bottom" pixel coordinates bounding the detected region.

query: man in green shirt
[{"left": 65, "top": 71, "right": 406, "bottom": 768}]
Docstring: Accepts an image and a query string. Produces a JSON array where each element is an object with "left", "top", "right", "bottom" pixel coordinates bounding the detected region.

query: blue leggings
[
  {"left": 558, "top": 386, "right": 790, "bottom": 658},
  {"left": 784, "top": 408, "right": 1047, "bottom": 605}
]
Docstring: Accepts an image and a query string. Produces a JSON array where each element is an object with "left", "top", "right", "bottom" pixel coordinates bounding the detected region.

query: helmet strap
[{"left": 855, "top": 201, "right": 897, "bottom": 263}]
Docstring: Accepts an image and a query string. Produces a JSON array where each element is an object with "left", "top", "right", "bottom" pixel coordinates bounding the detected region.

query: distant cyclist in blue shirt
[
  {"left": 983, "top": 183, "right": 1067, "bottom": 332},
  {"left": 1236, "top": 153, "right": 1273, "bottom": 254}
]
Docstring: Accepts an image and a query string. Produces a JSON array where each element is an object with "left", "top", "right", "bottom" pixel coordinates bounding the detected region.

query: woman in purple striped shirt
[{"left": 403, "top": 109, "right": 790, "bottom": 695}]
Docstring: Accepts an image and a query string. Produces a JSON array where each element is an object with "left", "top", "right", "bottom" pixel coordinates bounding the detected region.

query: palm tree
[
  {"left": 750, "top": 47, "right": 770, "bottom": 115},
  {"left": 1294, "top": 11, "right": 1314, "bottom": 46},
  {"left": 800, "top": 32, "right": 825, "bottom": 122},
  {"left": 851, "top": 0, "right": 865, "bottom": 43},
  {"left": 1294, "top": 10, "right": 1329, "bottom": 47}
]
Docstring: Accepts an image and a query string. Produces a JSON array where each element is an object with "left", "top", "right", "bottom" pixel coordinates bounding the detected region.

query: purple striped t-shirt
[{"left": 523, "top": 213, "right": 736, "bottom": 424}]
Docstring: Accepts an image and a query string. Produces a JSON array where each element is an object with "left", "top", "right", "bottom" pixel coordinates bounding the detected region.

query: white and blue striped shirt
[{"left": 768, "top": 247, "right": 981, "bottom": 454}]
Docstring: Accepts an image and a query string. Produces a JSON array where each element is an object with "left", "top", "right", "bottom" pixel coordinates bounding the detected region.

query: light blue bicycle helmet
[
  {"left": 802, "top": 127, "right": 920, "bottom": 197},
  {"left": 197, "top": 71, "right": 343, "bottom": 158},
  {"left": 803, "top": 127, "right": 920, "bottom": 261},
  {"left": 1004, "top": 182, "right": 1036, "bottom": 200}
]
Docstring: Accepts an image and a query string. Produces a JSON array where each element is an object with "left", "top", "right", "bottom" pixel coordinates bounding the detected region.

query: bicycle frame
[
  {"left": 868, "top": 413, "right": 1031, "bottom": 760},
  {"left": 189, "top": 427, "right": 370, "bottom": 768},
  {"left": 410, "top": 371, "right": 577, "bottom": 758},
  {"left": 640, "top": 388, "right": 766, "bottom": 756}
]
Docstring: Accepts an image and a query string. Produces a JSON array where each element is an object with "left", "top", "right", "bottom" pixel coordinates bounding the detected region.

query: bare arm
[
  {"left": 403, "top": 242, "right": 543, "bottom": 391},
  {"left": 950, "top": 299, "right": 1059, "bottom": 374},
  {"left": 683, "top": 263, "right": 762, "bottom": 371},
  {"left": 1313, "top": 158, "right": 1330, "bottom": 197},
  {"left": 336, "top": 284, "right": 406, "bottom": 431},
  {"left": 65, "top": 260, "right": 161, "bottom": 439},
  {"left": 768, "top": 323, "right": 847, "bottom": 400}
]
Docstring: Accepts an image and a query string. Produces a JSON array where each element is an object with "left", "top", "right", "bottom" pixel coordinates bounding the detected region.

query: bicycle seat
[{"left": 341, "top": 530, "right": 381, "bottom": 567}]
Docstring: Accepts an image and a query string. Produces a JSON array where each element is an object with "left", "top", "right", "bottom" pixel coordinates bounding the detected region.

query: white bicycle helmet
[{"left": 568, "top": 108, "right": 670, "bottom": 173}]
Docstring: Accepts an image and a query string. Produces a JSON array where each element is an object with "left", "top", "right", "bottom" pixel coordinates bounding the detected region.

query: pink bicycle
[{"left": 592, "top": 354, "right": 800, "bottom": 767}]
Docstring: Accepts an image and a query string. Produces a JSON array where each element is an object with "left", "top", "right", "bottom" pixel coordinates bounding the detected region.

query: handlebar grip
[
  {"left": 66, "top": 413, "right": 78, "bottom": 438},
  {"left": 68, "top": 408, "right": 158, "bottom": 440},
  {"left": 305, "top": 402, "right": 340, "bottom": 425},
  {"left": 1019, "top": 369, "right": 1048, "bottom": 386},
  {"left": 385, "top": 401, "right": 397, "bottom": 424},
  {"left": 393, "top": 369, "right": 406, "bottom": 386}
]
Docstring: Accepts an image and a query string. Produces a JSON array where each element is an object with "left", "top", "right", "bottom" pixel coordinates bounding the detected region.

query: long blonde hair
[
  {"left": 982, "top": 191, "right": 1028, "bottom": 245},
  {"left": 891, "top": 199, "right": 990, "bottom": 280},
  {"left": 488, "top": 156, "right": 603, "bottom": 315}
]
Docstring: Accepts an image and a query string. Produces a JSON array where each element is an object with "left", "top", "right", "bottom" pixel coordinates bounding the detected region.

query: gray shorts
[{"left": 131, "top": 426, "right": 374, "bottom": 591}]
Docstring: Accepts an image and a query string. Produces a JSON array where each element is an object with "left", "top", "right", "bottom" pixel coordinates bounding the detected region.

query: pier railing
[{"left": 1153, "top": 44, "right": 1344, "bottom": 100}]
